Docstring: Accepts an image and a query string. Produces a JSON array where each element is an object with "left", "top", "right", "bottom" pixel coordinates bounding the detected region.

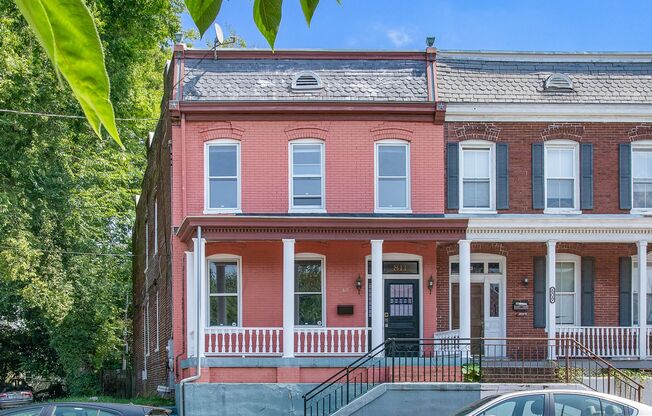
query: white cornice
[
  {"left": 466, "top": 216, "right": 652, "bottom": 243},
  {"left": 444, "top": 103, "right": 652, "bottom": 123}
]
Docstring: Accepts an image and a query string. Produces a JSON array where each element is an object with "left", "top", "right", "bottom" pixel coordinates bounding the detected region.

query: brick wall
[{"left": 445, "top": 122, "right": 652, "bottom": 214}]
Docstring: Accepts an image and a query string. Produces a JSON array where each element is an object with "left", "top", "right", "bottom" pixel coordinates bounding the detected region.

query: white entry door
[{"left": 484, "top": 277, "right": 505, "bottom": 356}]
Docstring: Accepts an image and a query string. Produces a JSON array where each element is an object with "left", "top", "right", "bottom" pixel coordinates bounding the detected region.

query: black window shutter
[
  {"left": 532, "top": 143, "right": 545, "bottom": 209},
  {"left": 533, "top": 256, "right": 546, "bottom": 328},
  {"left": 581, "top": 257, "right": 595, "bottom": 326},
  {"left": 580, "top": 143, "right": 594, "bottom": 210},
  {"left": 619, "top": 143, "right": 632, "bottom": 210},
  {"left": 447, "top": 142, "right": 459, "bottom": 210},
  {"left": 496, "top": 143, "right": 509, "bottom": 210},
  {"left": 619, "top": 257, "right": 632, "bottom": 326}
]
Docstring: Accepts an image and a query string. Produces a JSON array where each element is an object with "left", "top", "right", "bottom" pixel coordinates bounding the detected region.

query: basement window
[
  {"left": 544, "top": 73, "right": 574, "bottom": 91},
  {"left": 291, "top": 71, "right": 322, "bottom": 91}
]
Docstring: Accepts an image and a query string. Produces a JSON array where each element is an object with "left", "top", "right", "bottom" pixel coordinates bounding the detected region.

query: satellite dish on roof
[{"left": 214, "top": 23, "right": 224, "bottom": 45}]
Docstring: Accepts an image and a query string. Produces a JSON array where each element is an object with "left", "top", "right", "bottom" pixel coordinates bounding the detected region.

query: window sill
[
  {"left": 543, "top": 209, "right": 582, "bottom": 215},
  {"left": 458, "top": 209, "right": 497, "bottom": 215},
  {"left": 630, "top": 209, "right": 652, "bottom": 216},
  {"left": 374, "top": 209, "right": 412, "bottom": 214},
  {"left": 288, "top": 208, "right": 327, "bottom": 214},
  {"left": 203, "top": 209, "right": 242, "bottom": 215}
]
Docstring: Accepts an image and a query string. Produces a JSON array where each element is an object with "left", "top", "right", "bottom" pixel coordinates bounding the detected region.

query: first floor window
[
  {"left": 207, "top": 143, "right": 239, "bottom": 210},
  {"left": 632, "top": 261, "right": 652, "bottom": 325},
  {"left": 208, "top": 260, "right": 239, "bottom": 326},
  {"left": 556, "top": 261, "right": 577, "bottom": 325},
  {"left": 632, "top": 147, "right": 652, "bottom": 210},
  {"left": 545, "top": 144, "right": 577, "bottom": 209},
  {"left": 144, "top": 301, "right": 150, "bottom": 357},
  {"left": 376, "top": 142, "right": 409, "bottom": 210},
  {"left": 461, "top": 145, "right": 492, "bottom": 209},
  {"left": 295, "top": 259, "right": 323, "bottom": 326}
]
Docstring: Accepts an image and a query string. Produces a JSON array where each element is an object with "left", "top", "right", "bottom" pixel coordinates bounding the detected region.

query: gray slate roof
[
  {"left": 182, "top": 58, "right": 428, "bottom": 102},
  {"left": 436, "top": 53, "right": 652, "bottom": 104}
]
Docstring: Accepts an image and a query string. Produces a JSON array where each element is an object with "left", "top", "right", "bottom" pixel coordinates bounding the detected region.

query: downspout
[{"left": 178, "top": 225, "right": 201, "bottom": 416}]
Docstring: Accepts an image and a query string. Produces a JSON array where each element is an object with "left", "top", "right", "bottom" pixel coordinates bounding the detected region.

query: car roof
[{"left": 490, "top": 389, "right": 649, "bottom": 409}]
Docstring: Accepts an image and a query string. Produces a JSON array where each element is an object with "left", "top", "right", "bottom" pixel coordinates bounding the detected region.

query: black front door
[{"left": 384, "top": 279, "right": 420, "bottom": 355}]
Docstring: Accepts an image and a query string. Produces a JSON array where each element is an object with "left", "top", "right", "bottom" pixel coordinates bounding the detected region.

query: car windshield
[{"left": 450, "top": 394, "right": 502, "bottom": 416}]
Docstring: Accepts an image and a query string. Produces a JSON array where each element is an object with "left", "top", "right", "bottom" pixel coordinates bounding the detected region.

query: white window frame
[
  {"left": 544, "top": 140, "right": 580, "bottom": 214},
  {"left": 153, "top": 198, "right": 158, "bottom": 255},
  {"left": 145, "top": 299, "right": 150, "bottom": 357},
  {"left": 554, "top": 253, "right": 581, "bottom": 326},
  {"left": 204, "top": 139, "right": 241, "bottom": 214},
  {"left": 631, "top": 254, "right": 652, "bottom": 326},
  {"left": 206, "top": 254, "right": 242, "bottom": 328},
  {"left": 375, "top": 140, "right": 411, "bottom": 213},
  {"left": 294, "top": 253, "right": 326, "bottom": 327},
  {"left": 144, "top": 217, "right": 149, "bottom": 272},
  {"left": 458, "top": 140, "right": 496, "bottom": 213},
  {"left": 155, "top": 290, "right": 160, "bottom": 352},
  {"left": 289, "top": 139, "right": 326, "bottom": 213},
  {"left": 631, "top": 140, "right": 652, "bottom": 213}
]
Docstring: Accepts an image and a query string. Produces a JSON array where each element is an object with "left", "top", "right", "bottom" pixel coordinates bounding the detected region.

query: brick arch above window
[
  {"left": 628, "top": 125, "right": 652, "bottom": 142},
  {"left": 199, "top": 123, "right": 245, "bottom": 142},
  {"left": 285, "top": 126, "right": 329, "bottom": 141},
  {"left": 444, "top": 242, "right": 509, "bottom": 257},
  {"left": 454, "top": 123, "right": 500, "bottom": 142},
  {"left": 370, "top": 124, "right": 414, "bottom": 142},
  {"left": 541, "top": 124, "right": 584, "bottom": 142}
]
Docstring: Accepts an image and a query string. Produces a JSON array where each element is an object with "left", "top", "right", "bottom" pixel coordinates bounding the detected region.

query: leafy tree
[{"left": 0, "top": 0, "right": 181, "bottom": 394}]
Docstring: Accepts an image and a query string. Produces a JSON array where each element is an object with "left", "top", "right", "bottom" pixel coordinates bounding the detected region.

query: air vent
[
  {"left": 291, "top": 71, "right": 322, "bottom": 91},
  {"left": 544, "top": 73, "right": 574, "bottom": 91}
]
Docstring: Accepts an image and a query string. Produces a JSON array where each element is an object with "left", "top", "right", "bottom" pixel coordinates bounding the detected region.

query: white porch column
[
  {"left": 458, "top": 240, "right": 472, "bottom": 342},
  {"left": 546, "top": 240, "right": 557, "bottom": 359},
  {"left": 282, "top": 239, "right": 296, "bottom": 358},
  {"left": 197, "top": 235, "right": 207, "bottom": 358},
  {"left": 371, "top": 240, "right": 384, "bottom": 351},
  {"left": 638, "top": 240, "right": 648, "bottom": 359}
]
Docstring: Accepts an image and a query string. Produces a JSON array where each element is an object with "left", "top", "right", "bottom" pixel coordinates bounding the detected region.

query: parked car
[
  {"left": 0, "top": 402, "right": 171, "bottom": 416},
  {"left": 451, "top": 389, "right": 652, "bottom": 416},
  {"left": 0, "top": 387, "right": 33, "bottom": 409}
]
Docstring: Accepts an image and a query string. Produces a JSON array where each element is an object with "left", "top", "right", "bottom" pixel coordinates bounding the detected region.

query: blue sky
[{"left": 181, "top": 0, "right": 652, "bottom": 51}]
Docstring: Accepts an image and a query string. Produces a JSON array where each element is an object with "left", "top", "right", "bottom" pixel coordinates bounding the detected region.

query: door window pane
[
  {"left": 3, "top": 406, "right": 45, "bottom": 416},
  {"left": 601, "top": 399, "right": 636, "bottom": 416},
  {"left": 632, "top": 261, "right": 652, "bottom": 325},
  {"left": 554, "top": 394, "right": 601, "bottom": 416},
  {"left": 490, "top": 283, "right": 500, "bottom": 317},
  {"left": 291, "top": 143, "right": 323, "bottom": 208},
  {"left": 556, "top": 262, "right": 576, "bottom": 325},
  {"left": 53, "top": 406, "right": 101, "bottom": 416},
  {"left": 208, "top": 144, "right": 238, "bottom": 209},
  {"left": 633, "top": 148, "right": 652, "bottom": 209},
  {"left": 377, "top": 144, "right": 408, "bottom": 209},
  {"left": 295, "top": 260, "right": 323, "bottom": 326},
  {"left": 479, "top": 394, "right": 545, "bottom": 416},
  {"left": 545, "top": 146, "right": 576, "bottom": 209},
  {"left": 208, "top": 261, "right": 240, "bottom": 326}
]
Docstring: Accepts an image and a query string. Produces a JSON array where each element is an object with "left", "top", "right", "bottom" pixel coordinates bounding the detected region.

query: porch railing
[
  {"left": 295, "top": 327, "right": 369, "bottom": 355},
  {"left": 205, "top": 327, "right": 282, "bottom": 356},
  {"left": 433, "top": 329, "right": 461, "bottom": 352},
  {"left": 556, "top": 326, "right": 639, "bottom": 358}
]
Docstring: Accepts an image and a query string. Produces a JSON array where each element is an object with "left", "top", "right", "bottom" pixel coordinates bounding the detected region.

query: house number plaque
[{"left": 549, "top": 287, "right": 556, "bottom": 304}]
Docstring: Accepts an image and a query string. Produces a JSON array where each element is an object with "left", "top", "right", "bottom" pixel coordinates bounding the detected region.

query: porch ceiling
[{"left": 176, "top": 215, "right": 468, "bottom": 243}]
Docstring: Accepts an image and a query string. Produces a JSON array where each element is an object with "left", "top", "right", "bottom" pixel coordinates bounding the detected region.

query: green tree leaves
[
  {"left": 300, "top": 0, "right": 320, "bottom": 26},
  {"left": 253, "top": 0, "right": 283, "bottom": 48},
  {"left": 184, "top": 0, "right": 223, "bottom": 37},
  {"left": 14, "top": 0, "right": 121, "bottom": 147}
]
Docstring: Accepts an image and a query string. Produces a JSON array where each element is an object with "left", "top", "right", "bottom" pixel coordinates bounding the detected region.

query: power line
[{"left": 0, "top": 108, "right": 159, "bottom": 122}]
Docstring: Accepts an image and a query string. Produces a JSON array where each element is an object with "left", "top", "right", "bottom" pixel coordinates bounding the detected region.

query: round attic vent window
[
  {"left": 544, "top": 73, "right": 574, "bottom": 91},
  {"left": 291, "top": 71, "right": 322, "bottom": 91}
]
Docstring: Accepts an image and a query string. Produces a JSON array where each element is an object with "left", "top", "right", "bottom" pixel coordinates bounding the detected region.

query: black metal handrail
[{"left": 302, "top": 337, "right": 644, "bottom": 416}]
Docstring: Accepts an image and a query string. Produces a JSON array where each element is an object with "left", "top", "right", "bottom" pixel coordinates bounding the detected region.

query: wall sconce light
[
  {"left": 522, "top": 277, "right": 529, "bottom": 286},
  {"left": 355, "top": 275, "right": 362, "bottom": 294},
  {"left": 428, "top": 275, "right": 434, "bottom": 294}
]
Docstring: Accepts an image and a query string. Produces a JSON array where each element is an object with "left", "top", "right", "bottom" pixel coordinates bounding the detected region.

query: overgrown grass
[{"left": 46, "top": 396, "right": 174, "bottom": 407}]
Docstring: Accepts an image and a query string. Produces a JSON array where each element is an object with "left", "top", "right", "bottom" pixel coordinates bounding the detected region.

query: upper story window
[
  {"left": 632, "top": 143, "right": 652, "bottom": 210},
  {"left": 545, "top": 141, "right": 579, "bottom": 212},
  {"left": 208, "top": 258, "right": 240, "bottom": 327},
  {"left": 295, "top": 257, "right": 324, "bottom": 326},
  {"left": 375, "top": 141, "right": 410, "bottom": 212},
  {"left": 460, "top": 141, "right": 494, "bottom": 211},
  {"left": 290, "top": 141, "right": 325, "bottom": 211},
  {"left": 205, "top": 140, "right": 240, "bottom": 213}
]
